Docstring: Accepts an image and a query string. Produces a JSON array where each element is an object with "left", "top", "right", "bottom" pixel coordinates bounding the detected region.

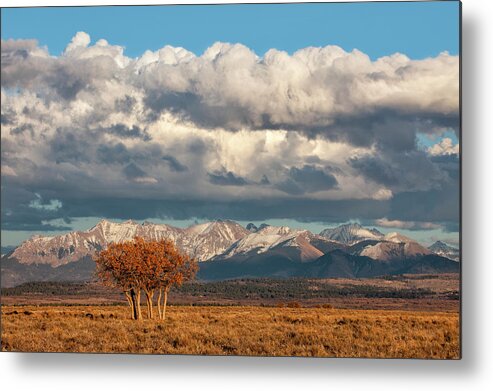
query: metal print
[{"left": 0, "top": 1, "right": 461, "bottom": 358}]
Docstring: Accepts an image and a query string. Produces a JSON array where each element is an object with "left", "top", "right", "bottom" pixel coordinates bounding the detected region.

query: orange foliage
[{"left": 94, "top": 237, "right": 197, "bottom": 320}]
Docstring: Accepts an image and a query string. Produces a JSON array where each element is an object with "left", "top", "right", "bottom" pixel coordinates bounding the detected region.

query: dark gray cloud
[
  {"left": 96, "top": 143, "right": 132, "bottom": 165},
  {"left": 123, "top": 162, "right": 147, "bottom": 180},
  {"left": 1, "top": 221, "right": 72, "bottom": 231},
  {"left": 443, "top": 222, "right": 460, "bottom": 233},
  {"left": 51, "top": 128, "right": 92, "bottom": 164},
  {"left": 187, "top": 138, "right": 209, "bottom": 155},
  {"left": 47, "top": 63, "right": 88, "bottom": 100},
  {"left": 259, "top": 175, "right": 270, "bottom": 185},
  {"left": 1, "top": 168, "right": 458, "bottom": 232},
  {"left": 207, "top": 170, "right": 248, "bottom": 186},
  {"left": 10, "top": 123, "right": 34, "bottom": 136},
  {"left": 162, "top": 155, "right": 188, "bottom": 172},
  {"left": 1, "top": 111, "right": 16, "bottom": 125},
  {"left": 277, "top": 165, "right": 338, "bottom": 195},
  {"left": 0, "top": 179, "right": 71, "bottom": 231},
  {"left": 349, "top": 155, "right": 399, "bottom": 186},
  {"left": 101, "top": 123, "right": 150, "bottom": 141},
  {"left": 389, "top": 187, "right": 459, "bottom": 223},
  {"left": 20, "top": 195, "right": 389, "bottom": 224},
  {"left": 349, "top": 151, "right": 452, "bottom": 192},
  {"left": 114, "top": 95, "right": 137, "bottom": 113}
]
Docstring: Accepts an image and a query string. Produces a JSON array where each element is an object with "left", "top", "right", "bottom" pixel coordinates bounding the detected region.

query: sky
[
  {"left": 1, "top": 2, "right": 460, "bottom": 247},
  {"left": 2, "top": 2, "right": 459, "bottom": 59}
]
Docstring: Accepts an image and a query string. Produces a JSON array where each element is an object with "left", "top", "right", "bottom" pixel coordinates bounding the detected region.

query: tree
[
  {"left": 95, "top": 240, "right": 144, "bottom": 320},
  {"left": 152, "top": 239, "right": 198, "bottom": 320},
  {"left": 94, "top": 237, "right": 198, "bottom": 321}
]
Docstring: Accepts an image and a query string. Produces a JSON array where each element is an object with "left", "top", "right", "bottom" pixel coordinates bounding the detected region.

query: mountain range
[{"left": 1, "top": 220, "right": 459, "bottom": 287}]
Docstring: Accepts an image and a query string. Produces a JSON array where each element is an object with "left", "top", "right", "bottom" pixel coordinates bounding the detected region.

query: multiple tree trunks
[
  {"left": 124, "top": 289, "right": 142, "bottom": 320},
  {"left": 122, "top": 287, "right": 170, "bottom": 321},
  {"left": 94, "top": 236, "right": 197, "bottom": 321},
  {"left": 156, "top": 288, "right": 168, "bottom": 320}
]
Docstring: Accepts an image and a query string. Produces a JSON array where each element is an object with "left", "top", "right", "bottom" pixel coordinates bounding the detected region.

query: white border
[{"left": 1, "top": 0, "right": 492, "bottom": 390}]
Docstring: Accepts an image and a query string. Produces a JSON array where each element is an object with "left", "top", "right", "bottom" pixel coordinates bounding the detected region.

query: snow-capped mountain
[
  {"left": 214, "top": 225, "right": 344, "bottom": 263},
  {"left": 428, "top": 241, "right": 460, "bottom": 262},
  {"left": 358, "top": 241, "right": 431, "bottom": 261},
  {"left": 217, "top": 225, "right": 297, "bottom": 258},
  {"left": 181, "top": 220, "right": 250, "bottom": 261},
  {"left": 383, "top": 232, "right": 415, "bottom": 244},
  {"left": 9, "top": 219, "right": 249, "bottom": 266},
  {"left": 354, "top": 232, "right": 431, "bottom": 261},
  {"left": 2, "top": 220, "right": 460, "bottom": 286},
  {"left": 319, "top": 223, "right": 384, "bottom": 244}
]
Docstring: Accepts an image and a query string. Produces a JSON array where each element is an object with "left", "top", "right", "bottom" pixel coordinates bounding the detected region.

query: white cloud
[
  {"left": 375, "top": 218, "right": 441, "bottom": 230},
  {"left": 372, "top": 189, "right": 393, "bottom": 201},
  {"left": 133, "top": 177, "right": 158, "bottom": 184},
  {"left": 428, "top": 137, "right": 460, "bottom": 156},
  {"left": 2, "top": 32, "right": 459, "bottom": 134},
  {"left": 64, "top": 31, "right": 91, "bottom": 53}
]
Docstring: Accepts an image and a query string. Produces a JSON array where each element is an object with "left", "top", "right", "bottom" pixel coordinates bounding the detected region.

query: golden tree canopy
[{"left": 95, "top": 237, "right": 197, "bottom": 292}]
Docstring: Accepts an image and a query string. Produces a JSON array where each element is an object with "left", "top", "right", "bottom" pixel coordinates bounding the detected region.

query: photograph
[{"left": 1, "top": 1, "right": 460, "bottom": 359}]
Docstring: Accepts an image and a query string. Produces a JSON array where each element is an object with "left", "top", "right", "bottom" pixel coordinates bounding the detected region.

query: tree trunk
[
  {"left": 144, "top": 289, "right": 154, "bottom": 319},
  {"left": 160, "top": 288, "right": 169, "bottom": 320},
  {"left": 129, "top": 288, "right": 139, "bottom": 320},
  {"left": 135, "top": 289, "right": 142, "bottom": 320},
  {"left": 124, "top": 291, "right": 136, "bottom": 320},
  {"left": 157, "top": 288, "right": 162, "bottom": 320}
]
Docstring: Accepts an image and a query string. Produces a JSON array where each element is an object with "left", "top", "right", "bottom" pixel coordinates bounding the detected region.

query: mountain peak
[
  {"left": 429, "top": 240, "right": 453, "bottom": 250},
  {"left": 428, "top": 241, "right": 459, "bottom": 262},
  {"left": 384, "top": 232, "right": 412, "bottom": 242},
  {"left": 320, "top": 223, "right": 383, "bottom": 245}
]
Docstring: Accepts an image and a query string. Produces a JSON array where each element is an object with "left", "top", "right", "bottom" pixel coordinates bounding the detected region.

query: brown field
[{"left": 1, "top": 305, "right": 460, "bottom": 359}]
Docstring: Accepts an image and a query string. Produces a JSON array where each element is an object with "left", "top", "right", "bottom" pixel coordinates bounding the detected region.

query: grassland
[{"left": 1, "top": 305, "right": 459, "bottom": 359}]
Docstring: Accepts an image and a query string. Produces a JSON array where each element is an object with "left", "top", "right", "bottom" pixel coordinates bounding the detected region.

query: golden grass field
[{"left": 1, "top": 305, "right": 460, "bottom": 359}]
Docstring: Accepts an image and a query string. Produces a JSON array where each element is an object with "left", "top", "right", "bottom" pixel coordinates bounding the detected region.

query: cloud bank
[{"left": 1, "top": 33, "right": 459, "bottom": 233}]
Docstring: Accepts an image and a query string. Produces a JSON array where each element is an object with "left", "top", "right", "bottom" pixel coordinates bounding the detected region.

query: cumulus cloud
[
  {"left": 64, "top": 31, "right": 91, "bottom": 53},
  {"left": 428, "top": 137, "right": 460, "bottom": 156},
  {"left": 0, "top": 33, "right": 459, "bottom": 232}
]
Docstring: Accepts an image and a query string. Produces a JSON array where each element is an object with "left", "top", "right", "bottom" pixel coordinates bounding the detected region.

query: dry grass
[{"left": 1, "top": 305, "right": 459, "bottom": 359}]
